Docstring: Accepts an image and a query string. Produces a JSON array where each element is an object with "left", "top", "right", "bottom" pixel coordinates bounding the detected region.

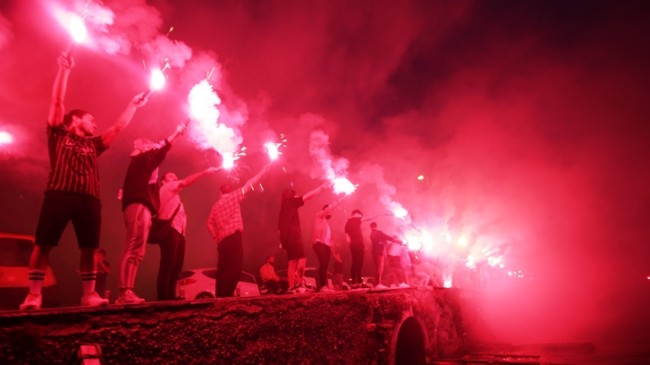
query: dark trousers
[
  {"left": 157, "top": 229, "right": 186, "bottom": 300},
  {"left": 216, "top": 231, "right": 243, "bottom": 298},
  {"left": 349, "top": 244, "right": 364, "bottom": 284},
  {"left": 313, "top": 241, "right": 331, "bottom": 289}
]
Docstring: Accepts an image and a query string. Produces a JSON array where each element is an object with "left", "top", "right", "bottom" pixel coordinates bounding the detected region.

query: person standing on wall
[
  {"left": 116, "top": 124, "right": 187, "bottom": 304},
  {"left": 20, "top": 52, "right": 148, "bottom": 310},
  {"left": 206, "top": 164, "right": 270, "bottom": 298}
]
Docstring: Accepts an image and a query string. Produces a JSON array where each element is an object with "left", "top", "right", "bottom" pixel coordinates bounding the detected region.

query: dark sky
[{"left": 1, "top": 0, "right": 649, "bottom": 344}]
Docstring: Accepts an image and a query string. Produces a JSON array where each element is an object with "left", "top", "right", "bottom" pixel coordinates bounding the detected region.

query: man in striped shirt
[
  {"left": 206, "top": 164, "right": 270, "bottom": 298},
  {"left": 20, "top": 52, "right": 148, "bottom": 310}
]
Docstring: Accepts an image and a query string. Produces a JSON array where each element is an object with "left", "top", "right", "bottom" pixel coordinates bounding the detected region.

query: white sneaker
[
  {"left": 115, "top": 290, "right": 145, "bottom": 305},
  {"left": 374, "top": 284, "right": 389, "bottom": 290},
  {"left": 19, "top": 293, "right": 42, "bottom": 310},
  {"left": 81, "top": 291, "right": 109, "bottom": 307},
  {"left": 398, "top": 282, "right": 410, "bottom": 288}
]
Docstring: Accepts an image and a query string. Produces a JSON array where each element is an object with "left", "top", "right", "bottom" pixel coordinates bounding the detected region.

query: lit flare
[{"left": 332, "top": 176, "right": 356, "bottom": 195}]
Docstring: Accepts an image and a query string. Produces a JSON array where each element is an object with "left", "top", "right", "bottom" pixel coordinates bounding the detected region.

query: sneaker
[
  {"left": 295, "top": 285, "right": 307, "bottom": 294},
  {"left": 319, "top": 286, "right": 334, "bottom": 293},
  {"left": 19, "top": 293, "right": 42, "bottom": 310},
  {"left": 81, "top": 291, "right": 109, "bottom": 307},
  {"left": 115, "top": 290, "right": 145, "bottom": 305},
  {"left": 374, "top": 284, "right": 389, "bottom": 290},
  {"left": 398, "top": 282, "right": 410, "bottom": 288}
]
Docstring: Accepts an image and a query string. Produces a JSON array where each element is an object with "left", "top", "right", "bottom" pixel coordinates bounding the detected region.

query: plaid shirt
[{"left": 207, "top": 189, "right": 245, "bottom": 244}]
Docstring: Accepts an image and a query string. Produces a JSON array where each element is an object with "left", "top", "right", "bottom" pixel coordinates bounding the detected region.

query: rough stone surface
[{"left": 0, "top": 288, "right": 466, "bottom": 365}]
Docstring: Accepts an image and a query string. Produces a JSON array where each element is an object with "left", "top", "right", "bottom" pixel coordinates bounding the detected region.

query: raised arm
[
  {"left": 101, "top": 92, "right": 148, "bottom": 147},
  {"left": 361, "top": 212, "right": 391, "bottom": 223},
  {"left": 178, "top": 166, "right": 221, "bottom": 190},
  {"left": 241, "top": 163, "right": 271, "bottom": 195},
  {"left": 48, "top": 53, "right": 74, "bottom": 127},
  {"left": 166, "top": 121, "right": 189, "bottom": 145},
  {"left": 302, "top": 181, "right": 329, "bottom": 202},
  {"left": 317, "top": 194, "right": 348, "bottom": 218}
]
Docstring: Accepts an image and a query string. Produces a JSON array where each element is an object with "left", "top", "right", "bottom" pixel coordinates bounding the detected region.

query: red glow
[
  {"left": 149, "top": 68, "right": 166, "bottom": 91},
  {"left": 332, "top": 176, "right": 356, "bottom": 195},
  {"left": 0, "top": 131, "right": 12, "bottom": 145},
  {"left": 264, "top": 142, "right": 280, "bottom": 161}
]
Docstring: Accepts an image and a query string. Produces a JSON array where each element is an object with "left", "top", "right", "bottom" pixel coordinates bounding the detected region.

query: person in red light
[
  {"left": 20, "top": 52, "right": 148, "bottom": 310},
  {"left": 344, "top": 210, "right": 385, "bottom": 288},
  {"left": 156, "top": 167, "right": 221, "bottom": 301},
  {"left": 278, "top": 182, "right": 328, "bottom": 293},
  {"left": 116, "top": 123, "right": 187, "bottom": 305},
  {"left": 259, "top": 255, "right": 288, "bottom": 294},
  {"left": 206, "top": 164, "right": 270, "bottom": 298},
  {"left": 369, "top": 221, "right": 401, "bottom": 289},
  {"left": 312, "top": 195, "right": 347, "bottom": 292}
]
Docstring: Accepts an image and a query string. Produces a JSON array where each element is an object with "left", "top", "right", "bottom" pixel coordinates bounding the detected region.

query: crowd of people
[{"left": 18, "top": 52, "right": 423, "bottom": 311}]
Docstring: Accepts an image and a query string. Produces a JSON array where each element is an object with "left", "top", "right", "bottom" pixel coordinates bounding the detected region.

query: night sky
[{"left": 1, "top": 0, "right": 649, "bottom": 345}]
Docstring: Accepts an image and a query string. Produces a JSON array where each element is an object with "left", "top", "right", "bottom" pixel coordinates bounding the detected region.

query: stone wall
[{"left": 0, "top": 288, "right": 468, "bottom": 365}]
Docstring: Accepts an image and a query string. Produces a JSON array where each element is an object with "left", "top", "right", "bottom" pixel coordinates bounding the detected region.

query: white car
[{"left": 175, "top": 268, "right": 260, "bottom": 300}]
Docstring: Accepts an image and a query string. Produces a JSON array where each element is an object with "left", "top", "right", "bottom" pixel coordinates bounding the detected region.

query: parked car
[
  {"left": 0, "top": 232, "right": 58, "bottom": 309},
  {"left": 175, "top": 268, "right": 260, "bottom": 300}
]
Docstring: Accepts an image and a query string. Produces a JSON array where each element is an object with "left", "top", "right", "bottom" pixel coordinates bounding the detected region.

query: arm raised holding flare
[
  {"left": 302, "top": 180, "right": 330, "bottom": 201},
  {"left": 48, "top": 53, "right": 74, "bottom": 128},
  {"left": 206, "top": 163, "right": 271, "bottom": 298},
  {"left": 21, "top": 51, "right": 147, "bottom": 310},
  {"left": 101, "top": 92, "right": 148, "bottom": 147}
]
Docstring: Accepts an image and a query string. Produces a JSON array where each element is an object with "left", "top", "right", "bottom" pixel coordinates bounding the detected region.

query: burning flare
[
  {"left": 332, "top": 176, "right": 357, "bottom": 195},
  {"left": 264, "top": 142, "right": 280, "bottom": 161},
  {"left": 149, "top": 68, "right": 166, "bottom": 92}
]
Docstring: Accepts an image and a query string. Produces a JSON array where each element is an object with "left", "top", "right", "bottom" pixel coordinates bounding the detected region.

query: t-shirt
[
  {"left": 45, "top": 125, "right": 107, "bottom": 198},
  {"left": 312, "top": 210, "right": 332, "bottom": 246},
  {"left": 121, "top": 141, "right": 171, "bottom": 213},
  {"left": 344, "top": 217, "right": 364, "bottom": 246},
  {"left": 158, "top": 180, "right": 186, "bottom": 236},
  {"left": 278, "top": 196, "right": 304, "bottom": 245},
  {"left": 370, "top": 229, "right": 393, "bottom": 256}
]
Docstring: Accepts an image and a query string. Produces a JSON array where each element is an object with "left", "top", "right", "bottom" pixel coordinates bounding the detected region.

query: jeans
[
  {"left": 313, "top": 241, "right": 331, "bottom": 289},
  {"left": 349, "top": 244, "right": 364, "bottom": 285},
  {"left": 216, "top": 231, "right": 243, "bottom": 298},
  {"left": 157, "top": 228, "right": 186, "bottom": 300}
]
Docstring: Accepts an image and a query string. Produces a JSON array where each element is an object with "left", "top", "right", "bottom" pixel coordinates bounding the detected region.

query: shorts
[
  {"left": 35, "top": 191, "right": 102, "bottom": 249},
  {"left": 282, "top": 239, "right": 305, "bottom": 261}
]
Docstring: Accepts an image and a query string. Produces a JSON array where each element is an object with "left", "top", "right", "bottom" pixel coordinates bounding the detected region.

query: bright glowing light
[
  {"left": 333, "top": 177, "right": 356, "bottom": 195},
  {"left": 457, "top": 234, "right": 469, "bottom": 247},
  {"left": 264, "top": 142, "right": 279, "bottom": 161},
  {"left": 443, "top": 274, "right": 453, "bottom": 288},
  {"left": 149, "top": 68, "right": 166, "bottom": 91},
  {"left": 221, "top": 153, "right": 234, "bottom": 169},
  {"left": 417, "top": 175, "right": 424, "bottom": 181},
  {"left": 0, "top": 131, "right": 13, "bottom": 145},
  {"left": 390, "top": 202, "right": 408, "bottom": 219},
  {"left": 187, "top": 79, "right": 242, "bottom": 167},
  {"left": 68, "top": 14, "right": 88, "bottom": 43},
  {"left": 188, "top": 80, "right": 221, "bottom": 123}
]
